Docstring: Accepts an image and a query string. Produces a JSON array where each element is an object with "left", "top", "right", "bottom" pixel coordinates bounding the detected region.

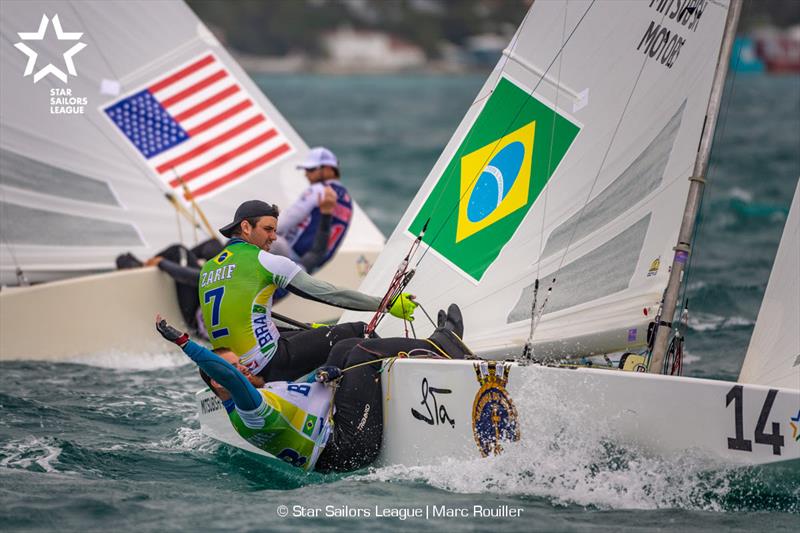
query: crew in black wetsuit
[{"left": 156, "top": 304, "right": 472, "bottom": 472}]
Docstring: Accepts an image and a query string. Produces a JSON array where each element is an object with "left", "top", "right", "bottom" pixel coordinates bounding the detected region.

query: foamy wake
[
  {"left": 152, "top": 427, "right": 220, "bottom": 454},
  {"left": 689, "top": 312, "right": 754, "bottom": 332},
  {"left": 361, "top": 445, "right": 734, "bottom": 510},
  {"left": 64, "top": 349, "right": 190, "bottom": 370},
  {"left": 728, "top": 186, "right": 753, "bottom": 202},
  {"left": 682, "top": 349, "right": 701, "bottom": 365},
  {"left": 0, "top": 436, "right": 63, "bottom": 473},
  {"left": 358, "top": 372, "right": 737, "bottom": 511}
]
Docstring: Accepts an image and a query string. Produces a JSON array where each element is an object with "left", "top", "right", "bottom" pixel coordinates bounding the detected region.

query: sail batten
[{"left": 501, "top": 49, "right": 582, "bottom": 100}]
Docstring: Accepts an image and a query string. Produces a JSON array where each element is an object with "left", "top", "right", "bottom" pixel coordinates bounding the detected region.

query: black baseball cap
[{"left": 219, "top": 200, "right": 279, "bottom": 238}]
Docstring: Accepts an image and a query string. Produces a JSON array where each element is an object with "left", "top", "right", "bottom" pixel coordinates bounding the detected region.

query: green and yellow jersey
[
  {"left": 199, "top": 239, "right": 301, "bottom": 374},
  {"left": 225, "top": 380, "right": 333, "bottom": 470}
]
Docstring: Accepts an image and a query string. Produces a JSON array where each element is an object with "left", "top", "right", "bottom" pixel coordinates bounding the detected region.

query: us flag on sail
[{"left": 103, "top": 52, "right": 293, "bottom": 200}]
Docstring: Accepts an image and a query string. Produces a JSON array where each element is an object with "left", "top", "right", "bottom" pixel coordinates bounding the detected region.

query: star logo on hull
[
  {"left": 14, "top": 14, "right": 87, "bottom": 84},
  {"left": 790, "top": 410, "right": 800, "bottom": 442}
]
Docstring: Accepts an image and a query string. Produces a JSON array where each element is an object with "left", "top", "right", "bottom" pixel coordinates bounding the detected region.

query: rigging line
[
  {"left": 66, "top": 1, "right": 120, "bottom": 80},
  {"left": 407, "top": 4, "right": 534, "bottom": 240},
  {"left": 192, "top": 199, "right": 199, "bottom": 245},
  {"left": 466, "top": 5, "right": 533, "bottom": 109},
  {"left": 70, "top": 1, "right": 217, "bottom": 88},
  {"left": 416, "top": 303, "right": 438, "bottom": 329},
  {"left": 165, "top": 192, "right": 205, "bottom": 232},
  {"left": 679, "top": 0, "right": 750, "bottom": 315},
  {"left": 172, "top": 169, "right": 220, "bottom": 242},
  {"left": 409, "top": 159, "right": 697, "bottom": 318},
  {"left": 414, "top": 0, "right": 597, "bottom": 269},
  {"left": 0, "top": 112, "right": 21, "bottom": 275},
  {"left": 527, "top": 1, "right": 570, "bottom": 357},
  {"left": 537, "top": 0, "right": 570, "bottom": 284},
  {"left": 530, "top": 5, "right": 675, "bottom": 336},
  {"left": 365, "top": 234, "right": 422, "bottom": 335},
  {"left": 339, "top": 350, "right": 451, "bottom": 376},
  {"left": 174, "top": 198, "right": 184, "bottom": 244},
  {"left": 0, "top": 188, "right": 24, "bottom": 280}
]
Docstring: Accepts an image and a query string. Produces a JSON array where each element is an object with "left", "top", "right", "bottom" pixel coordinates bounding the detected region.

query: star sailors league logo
[{"left": 14, "top": 14, "right": 87, "bottom": 84}]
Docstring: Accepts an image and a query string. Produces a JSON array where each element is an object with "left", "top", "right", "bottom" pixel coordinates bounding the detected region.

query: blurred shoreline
[{"left": 234, "top": 52, "right": 491, "bottom": 75}]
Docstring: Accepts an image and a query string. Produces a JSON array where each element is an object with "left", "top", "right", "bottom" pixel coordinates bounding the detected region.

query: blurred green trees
[
  {"left": 187, "top": 0, "right": 529, "bottom": 57},
  {"left": 187, "top": 0, "right": 800, "bottom": 58}
]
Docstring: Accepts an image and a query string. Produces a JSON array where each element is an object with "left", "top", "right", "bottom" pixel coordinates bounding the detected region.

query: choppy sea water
[{"left": 1, "top": 73, "right": 798, "bottom": 531}]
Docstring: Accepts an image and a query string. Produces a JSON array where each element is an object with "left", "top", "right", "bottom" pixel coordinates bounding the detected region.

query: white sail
[
  {"left": 739, "top": 179, "right": 800, "bottom": 390},
  {"left": 0, "top": 0, "right": 383, "bottom": 285},
  {"left": 343, "top": 0, "right": 731, "bottom": 358},
  {"left": 194, "top": 0, "right": 800, "bottom": 472}
]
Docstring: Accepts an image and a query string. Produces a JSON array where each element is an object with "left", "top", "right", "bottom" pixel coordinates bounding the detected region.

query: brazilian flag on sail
[{"left": 408, "top": 78, "right": 580, "bottom": 282}]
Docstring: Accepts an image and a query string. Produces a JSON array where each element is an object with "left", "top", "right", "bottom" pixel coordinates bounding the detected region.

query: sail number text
[{"left": 725, "top": 385, "right": 785, "bottom": 455}]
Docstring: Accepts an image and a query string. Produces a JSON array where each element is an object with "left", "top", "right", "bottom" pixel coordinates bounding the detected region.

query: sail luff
[{"left": 648, "top": 0, "right": 743, "bottom": 373}]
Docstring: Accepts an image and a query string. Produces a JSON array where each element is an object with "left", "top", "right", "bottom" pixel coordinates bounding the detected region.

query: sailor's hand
[
  {"left": 144, "top": 256, "right": 164, "bottom": 267},
  {"left": 389, "top": 293, "right": 417, "bottom": 321},
  {"left": 319, "top": 186, "right": 337, "bottom": 215},
  {"left": 315, "top": 365, "right": 342, "bottom": 384},
  {"left": 155, "top": 314, "right": 189, "bottom": 347}
]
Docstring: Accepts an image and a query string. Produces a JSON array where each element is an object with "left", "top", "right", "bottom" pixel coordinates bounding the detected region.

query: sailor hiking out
[{"left": 157, "top": 305, "right": 471, "bottom": 471}]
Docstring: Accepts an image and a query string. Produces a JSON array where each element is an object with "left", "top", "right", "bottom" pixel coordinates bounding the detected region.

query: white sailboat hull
[
  {"left": 1, "top": 267, "right": 184, "bottom": 360},
  {"left": 0, "top": 249, "right": 378, "bottom": 360},
  {"left": 196, "top": 358, "right": 800, "bottom": 468}
]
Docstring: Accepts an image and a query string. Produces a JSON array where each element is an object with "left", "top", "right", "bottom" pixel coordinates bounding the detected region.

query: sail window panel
[
  {"left": 0, "top": 202, "right": 143, "bottom": 246},
  {"left": 508, "top": 215, "right": 650, "bottom": 322},
  {"left": 0, "top": 148, "right": 120, "bottom": 207},
  {"left": 542, "top": 102, "right": 685, "bottom": 258}
]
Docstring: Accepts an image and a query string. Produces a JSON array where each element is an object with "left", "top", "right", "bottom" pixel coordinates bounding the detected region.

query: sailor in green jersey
[
  {"left": 200, "top": 200, "right": 417, "bottom": 382},
  {"left": 156, "top": 315, "right": 379, "bottom": 471},
  {"left": 156, "top": 305, "right": 471, "bottom": 472}
]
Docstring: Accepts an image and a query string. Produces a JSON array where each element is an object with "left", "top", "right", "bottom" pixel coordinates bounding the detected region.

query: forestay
[
  {"left": 739, "top": 179, "right": 800, "bottom": 390},
  {"left": 343, "top": 0, "right": 730, "bottom": 358},
  {"left": 0, "top": 0, "right": 383, "bottom": 284}
]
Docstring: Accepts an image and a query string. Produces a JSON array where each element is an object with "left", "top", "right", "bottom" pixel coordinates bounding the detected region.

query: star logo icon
[
  {"left": 14, "top": 14, "right": 87, "bottom": 84},
  {"left": 790, "top": 410, "right": 800, "bottom": 442}
]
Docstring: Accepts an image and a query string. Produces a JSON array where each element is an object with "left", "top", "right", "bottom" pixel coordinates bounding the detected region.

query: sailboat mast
[{"left": 648, "top": 0, "right": 743, "bottom": 374}]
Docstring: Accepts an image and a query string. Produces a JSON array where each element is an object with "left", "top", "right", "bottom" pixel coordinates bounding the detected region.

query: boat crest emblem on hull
[{"left": 472, "top": 362, "right": 520, "bottom": 456}]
